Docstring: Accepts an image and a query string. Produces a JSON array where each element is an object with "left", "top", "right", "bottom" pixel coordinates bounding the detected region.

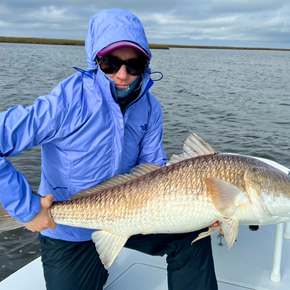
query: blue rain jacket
[{"left": 0, "top": 9, "right": 167, "bottom": 241}]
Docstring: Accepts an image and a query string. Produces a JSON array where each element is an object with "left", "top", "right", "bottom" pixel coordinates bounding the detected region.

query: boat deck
[{"left": 1, "top": 224, "right": 289, "bottom": 290}]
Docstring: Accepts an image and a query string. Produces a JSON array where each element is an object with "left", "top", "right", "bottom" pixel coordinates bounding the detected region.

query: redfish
[{"left": 2, "top": 133, "right": 290, "bottom": 269}]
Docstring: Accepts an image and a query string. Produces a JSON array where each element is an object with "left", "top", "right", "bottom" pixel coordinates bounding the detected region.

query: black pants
[{"left": 39, "top": 229, "right": 217, "bottom": 290}]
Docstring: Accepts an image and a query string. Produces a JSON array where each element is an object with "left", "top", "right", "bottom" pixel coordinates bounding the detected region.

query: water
[{"left": 0, "top": 43, "right": 289, "bottom": 281}]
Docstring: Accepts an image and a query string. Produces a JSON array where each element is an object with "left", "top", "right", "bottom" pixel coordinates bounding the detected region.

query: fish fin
[
  {"left": 91, "top": 230, "right": 129, "bottom": 269},
  {"left": 220, "top": 218, "right": 239, "bottom": 249},
  {"left": 0, "top": 204, "right": 23, "bottom": 232},
  {"left": 167, "top": 133, "right": 217, "bottom": 165},
  {"left": 192, "top": 219, "right": 239, "bottom": 249},
  {"left": 191, "top": 226, "right": 220, "bottom": 244},
  {"left": 205, "top": 178, "right": 247, "bottom": 217},
  {"left": 70, "top": 163, "right": 161, "bottom": 200}
]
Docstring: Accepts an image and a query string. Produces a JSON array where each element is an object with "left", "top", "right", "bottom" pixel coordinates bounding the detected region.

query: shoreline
[{"left": 0, "top": 36, "right": 289, "bottom": 52}]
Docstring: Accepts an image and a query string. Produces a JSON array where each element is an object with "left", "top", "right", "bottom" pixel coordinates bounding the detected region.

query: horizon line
[{"left": 0, "top": 36, "right": 289, "bottom": 52}]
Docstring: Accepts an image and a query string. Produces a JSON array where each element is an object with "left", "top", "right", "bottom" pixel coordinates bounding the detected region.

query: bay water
[{"left": 0, "top": 43, "right": 289, "bottom": 280}]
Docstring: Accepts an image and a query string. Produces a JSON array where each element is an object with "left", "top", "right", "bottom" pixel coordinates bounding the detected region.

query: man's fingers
[
  {"left": 209, "top": 221, "right": 221, "bottom": 228},
  {"left": 23, "top": 194, "right": 56, "bottom": 232},
  {"left": 42, "top": 195, "right": 56, "bottom": 229},
  {"left": 41, "top": 194, "right": 55, "bottom": 209}
]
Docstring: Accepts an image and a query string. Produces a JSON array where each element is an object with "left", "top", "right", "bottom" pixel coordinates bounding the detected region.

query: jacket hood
[{"left": 85, "top": 9, "right": 152, "bottom": 69}]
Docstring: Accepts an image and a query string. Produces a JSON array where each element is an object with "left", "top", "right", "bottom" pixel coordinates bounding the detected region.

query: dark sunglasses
[{"left": 97, "top": 55, "right": 147, "bottom": 76}]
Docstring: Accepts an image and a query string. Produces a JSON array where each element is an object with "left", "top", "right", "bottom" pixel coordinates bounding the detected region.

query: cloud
[{"left": 0, "top": 0, "right": 289, "bottom": 48}]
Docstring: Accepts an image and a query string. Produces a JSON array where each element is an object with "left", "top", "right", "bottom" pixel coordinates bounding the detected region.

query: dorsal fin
[
  {"left": 69, "top": 163, "right": 161, "bottom": 200},
  {"left": 167, "top": 133, "right": 217, "bottom": 165}
]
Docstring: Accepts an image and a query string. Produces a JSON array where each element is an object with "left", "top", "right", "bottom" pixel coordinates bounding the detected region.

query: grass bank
[
  {"left": 0, "top": 36, "right": 289, "bottom": 52},
  {"left": 168, "top": 44, "right": 290, "bottom": 52},
  {"left": 0, "top": 36, "right": 85, "bottom": 46},
  {"left": 0, "top": 37, "right": 169, "bottom": 49}
]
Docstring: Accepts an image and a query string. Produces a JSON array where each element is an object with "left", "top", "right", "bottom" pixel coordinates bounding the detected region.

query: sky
[{"left": 0, "top": 0, "right": 289, "bottom": 49}]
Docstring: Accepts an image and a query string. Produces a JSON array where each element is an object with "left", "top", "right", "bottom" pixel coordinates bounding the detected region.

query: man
[{"left": 0, "top": 9, "right": 217, "bottom": 289}]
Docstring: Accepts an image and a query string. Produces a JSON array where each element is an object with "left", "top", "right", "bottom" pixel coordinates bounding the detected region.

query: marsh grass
[
  {"left": 0, "top": 36, "right": 85, "bottom": 46},
  {"left": 0, "top": 36, "right": 289, "bottom": 51}
]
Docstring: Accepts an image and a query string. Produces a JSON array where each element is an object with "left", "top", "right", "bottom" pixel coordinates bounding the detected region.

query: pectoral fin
[
  {"left": 205, "top": 178, "right": 248, "bottom": 217},
  {"left": 91, "top": 230, "right": 129, "bottom": 269},
  {"left": 204, "top": 178, "right": 242, "bottom": 248}
]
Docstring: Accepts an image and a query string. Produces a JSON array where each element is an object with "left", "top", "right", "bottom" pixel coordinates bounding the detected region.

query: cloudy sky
[{"left": 0, "top": 0, "right": 289, "bottom": 49}]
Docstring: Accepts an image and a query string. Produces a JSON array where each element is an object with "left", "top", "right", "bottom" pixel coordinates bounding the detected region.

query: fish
[{"left": 1, "top": 133, "right": 290, "bottom": 269}]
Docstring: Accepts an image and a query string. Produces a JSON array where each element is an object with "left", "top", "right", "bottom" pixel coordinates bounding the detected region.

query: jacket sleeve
[
  {"left": 137, "top": 96, "right": 167, "bottom": 166},
  {"left": 0, "top": 85, "right": 68, "bottom": 223}
]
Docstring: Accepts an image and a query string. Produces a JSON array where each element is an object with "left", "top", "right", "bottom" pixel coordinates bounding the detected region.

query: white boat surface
[
  {"left": 1, "top": 156, "right": 289, "bottom": 290},
  {"left": 1, "top": 224, "right": 290, "bottom": 290}
]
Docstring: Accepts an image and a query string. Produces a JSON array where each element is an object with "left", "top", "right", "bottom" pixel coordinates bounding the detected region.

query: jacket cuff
[{"left": 16, "top": 193, "right": 41, "bottom": 223}]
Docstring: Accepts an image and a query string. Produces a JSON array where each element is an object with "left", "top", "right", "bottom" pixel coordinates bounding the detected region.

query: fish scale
[{"left": 50, "top": 153, "right": 280, "bottom": 234}]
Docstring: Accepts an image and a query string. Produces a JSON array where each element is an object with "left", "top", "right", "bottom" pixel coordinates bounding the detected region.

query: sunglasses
[{"left": 97, "top": 55, "right": 147, "bottom": 76}]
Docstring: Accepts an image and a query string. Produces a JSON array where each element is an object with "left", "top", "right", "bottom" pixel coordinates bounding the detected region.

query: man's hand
[
  {"left": 23, "top": 194, "right": 56, "bottom": 232},
  {"left": 209, "top": 221, "right": 221, "bottom": 228},
  {"left": 209, "top": 220, "right": 223, "bottom": 234}
]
